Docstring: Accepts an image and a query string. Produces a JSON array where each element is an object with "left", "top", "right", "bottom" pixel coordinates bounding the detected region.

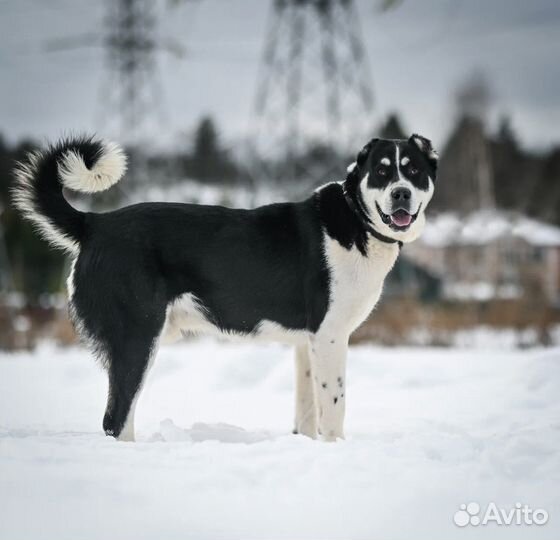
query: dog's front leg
[{"left": 309, "top": 334, "right": 348, "bottom": 442}]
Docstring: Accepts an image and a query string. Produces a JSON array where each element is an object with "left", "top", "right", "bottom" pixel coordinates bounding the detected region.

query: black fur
[
  {"left": 70, "top": 198, "right": 334, "bottom": 436},
  {"left": 317, "top": 182, "right": 369, "bottom": 255}
]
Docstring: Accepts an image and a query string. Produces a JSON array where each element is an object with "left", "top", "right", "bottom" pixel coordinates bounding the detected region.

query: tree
[
  {"left": 527, "top": 148, "right": 560, "bottom": 225},
  {"left": 431, "top": 72, "right": 495, "bottom": 213},
  {"left": 491, "top": 115, "right": 530, "bottom": 210},
  {"left": 183, "top": 116, "right": 239, "bottom": 184},
  {"left": 496, "top": 115, "right": 518, "bottom": 149},
  {"left": 378, "top": 112, "right": 406, "bottom": 140},
  {"left": 0, "top": 136, "right": 65, "bottom": 301}
]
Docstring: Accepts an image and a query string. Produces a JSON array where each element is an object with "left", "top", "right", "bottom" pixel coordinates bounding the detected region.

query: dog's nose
[{"left": 391, "top": 187, "right": 411, "bottom": 201}]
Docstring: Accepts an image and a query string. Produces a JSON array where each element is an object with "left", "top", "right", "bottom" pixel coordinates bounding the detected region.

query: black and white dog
[{"left": 13, "top": 134, "right": 437, "bottom": 442}]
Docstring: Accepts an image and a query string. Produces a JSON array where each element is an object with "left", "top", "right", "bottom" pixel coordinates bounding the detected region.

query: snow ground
[{"left": 0, "top": 340, "right": 559, "bottom": 540}]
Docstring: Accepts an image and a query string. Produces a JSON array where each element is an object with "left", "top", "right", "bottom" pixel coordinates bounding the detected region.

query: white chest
[{"left": 319, "top": 233, "right": 399, "bottom": 335}]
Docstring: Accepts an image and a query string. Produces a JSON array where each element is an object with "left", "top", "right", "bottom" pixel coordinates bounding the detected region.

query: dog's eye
[
  {"left": 377, "top": 167, "right": 387, "bottom": 176},
  {"left": 409, "top": 167, "right": 418, "bottom": 176}
]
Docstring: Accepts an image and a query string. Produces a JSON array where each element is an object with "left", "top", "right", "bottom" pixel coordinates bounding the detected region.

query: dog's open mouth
[
  {"left": 376, "top": 203, "right": 420, "bottom": 231},
  {"left": 390, "top": 209, "right": 412, "bottom": 227}
]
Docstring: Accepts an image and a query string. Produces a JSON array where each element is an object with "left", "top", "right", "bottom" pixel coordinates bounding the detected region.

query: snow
[
  {"left": 421, "top": 211, "right": 560, "bottom": 247},
  {"left": 513, "top": 217, "right": 560, "bottom": 246},
  {"left": 1, "top": 339, "right": 559, "bottom": 539},
  {"left": 127, "top": 179, "right": 285, "bottom": 209},
  {"left": 443, "top": 281, "right": 522, "bottom": 302}
]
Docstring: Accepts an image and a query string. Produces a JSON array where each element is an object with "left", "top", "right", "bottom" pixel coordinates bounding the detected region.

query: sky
[{"left": 1, "top": 0, "right": 559, "bottom": 153}]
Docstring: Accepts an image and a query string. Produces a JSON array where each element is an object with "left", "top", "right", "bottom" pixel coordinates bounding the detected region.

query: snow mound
[{"left": 152, "top": 418, "right": 272, "bottom": 443}]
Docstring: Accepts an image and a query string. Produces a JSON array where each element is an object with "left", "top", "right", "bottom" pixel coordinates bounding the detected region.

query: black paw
[{"left": 103, "top": 413, "right": 119, "bottom": 438}]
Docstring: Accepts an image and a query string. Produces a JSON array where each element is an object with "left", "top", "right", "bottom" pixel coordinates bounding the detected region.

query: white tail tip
[{"left": 59, "top": 141, "right": 127, "bottom": 194}]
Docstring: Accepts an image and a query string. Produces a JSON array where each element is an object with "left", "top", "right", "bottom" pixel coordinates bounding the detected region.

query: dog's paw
[
  {"left": 292, "top": 426, "right": 317, "bottom": 440},
  {"left": 320, "top": 429, "right": 345, "bottom": 442}
]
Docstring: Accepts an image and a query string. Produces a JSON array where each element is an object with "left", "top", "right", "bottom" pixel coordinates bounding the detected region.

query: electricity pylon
[{"left": 250, "top": 0, "right": 374, "bottom": 186}]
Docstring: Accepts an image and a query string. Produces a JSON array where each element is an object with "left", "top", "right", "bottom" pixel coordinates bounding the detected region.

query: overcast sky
[{"left": 1, "top": 0, "right": 559, "bottom": 152}]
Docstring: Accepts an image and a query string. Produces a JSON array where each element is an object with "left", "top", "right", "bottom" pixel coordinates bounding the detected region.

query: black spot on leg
[
  {"left": 333, "top": 397, "right": 338, "bottom": 404},
  {"left": 337, "top": 377, "right": 343, "bottom": 388},
  {"left": 341, "top": 393, "right": 344, "bottom": 398},
  {"left": 305, "top": 369, "right": 310, "bottom": 378},
  {"left": 330, "top": 339, "right": 335, "bottom": 344},
  {"left": 322, "top": 382, "right": 327, "bottom": 389}
]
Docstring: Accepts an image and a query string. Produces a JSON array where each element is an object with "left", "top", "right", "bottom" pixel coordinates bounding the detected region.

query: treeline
[
  {"left": 149, "top": 116, "right": 244, "bottom": 185},
  {"left": 432, "top": 114, "right": 560, "bottom": 221},
  {"left": 1, "top": 112, "right": 559, "bottom": 302}
]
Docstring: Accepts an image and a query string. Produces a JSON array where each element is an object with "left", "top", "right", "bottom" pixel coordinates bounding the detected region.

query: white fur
[
  {"left": 412, "top": 135, "right": 439, "bottom": 160},
  {"left": 320, "top": 232, "right": 398, "bottom": 336},
  {"left": 395, "top": 144, "right": 403, "bottom": 182},
  {"left": 381, "top": 157, "right": 391, "bottom": 166},
  {"left": 346, "top": 162, "right": 357, "bottom": 173},
  {"left": 118, "top": 394, "right": 139, "bottom": 442},
  {"left": 66, "top": 257, "right": 78, "bottom": 300},
  {"left": 307, "top": 232, "right": 399, "bottom": 440},
  {"left": 401, "top": 156, "right": 410, "bottom": 166},
  {"left": 59, "top": 141, "right": 127, "bottom": 194},
  {"left": 162, "top": 293, "right": 308, "bottom": 345},
  {"left": 12, "top": 151, "right": 80, "bottom": 254},
  {"left": 294, "top": 344, "right": 317, "bottom": 438}
]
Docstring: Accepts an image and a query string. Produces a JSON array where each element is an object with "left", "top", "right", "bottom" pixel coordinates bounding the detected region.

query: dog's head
[{"left": 345, "top": 135, "right": 438, "bottom": 243}]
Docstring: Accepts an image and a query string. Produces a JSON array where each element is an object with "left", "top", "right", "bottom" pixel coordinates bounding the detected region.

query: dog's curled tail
[{"left": 11, "top": 136, "right": 127, "bottom": 254}]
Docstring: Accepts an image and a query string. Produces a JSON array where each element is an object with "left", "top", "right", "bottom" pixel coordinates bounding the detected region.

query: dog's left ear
[
  {"left": 346, "top": 138, "right": 378, "bottom": 180},
  {"left": 409, "top": 134, "right": 439, "bottom": 179},
  {"left": 356, "top": 138, "right": 378, "bottom": 167},
  {"left": 347, "top": 138, "right": 379, "bottom": 174}
]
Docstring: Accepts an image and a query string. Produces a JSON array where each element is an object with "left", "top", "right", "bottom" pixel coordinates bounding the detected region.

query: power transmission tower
[
  {"left": 101, "top": 0, "right": 160, "bottom": 144},
  {"left": 46, "top": 0, "right": 189, "bottom": 147},
  {"left": 249, "top": 0, "right": 374, "bottom": 187}
]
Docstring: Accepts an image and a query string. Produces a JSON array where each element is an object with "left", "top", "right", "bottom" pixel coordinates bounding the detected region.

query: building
[{"left": 404, "top": 211, "right": 560, "bottom": 306}]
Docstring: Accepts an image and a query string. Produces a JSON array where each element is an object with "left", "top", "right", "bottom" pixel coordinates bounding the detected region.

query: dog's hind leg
[
  {"left": 293, "top": 344, "right": 317, "bottom": 438},
  {"left": 102, "top": 332, "right": 160, "bottom": 442}
]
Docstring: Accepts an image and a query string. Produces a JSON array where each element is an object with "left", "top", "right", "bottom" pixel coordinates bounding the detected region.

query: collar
[{"left": 343, "top": 187, "right": 403, "bottom": 248}]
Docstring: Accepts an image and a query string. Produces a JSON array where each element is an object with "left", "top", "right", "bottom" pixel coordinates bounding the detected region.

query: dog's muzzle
[{"left": 376, "top": 201, "right": 421, "bottom": 230}]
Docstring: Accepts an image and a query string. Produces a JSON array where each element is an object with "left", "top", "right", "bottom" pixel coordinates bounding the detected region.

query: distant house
[
  {"left": 384, "top": 257, "right": 442, "bottom": 302},
  {"left": 404, "top": 211, "right": 560, "bottom": 305}
]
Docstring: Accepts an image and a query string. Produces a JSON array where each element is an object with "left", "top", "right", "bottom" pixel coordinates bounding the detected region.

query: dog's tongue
[{"left": 391, "top": 210, "right": 412, "bottom": 227}]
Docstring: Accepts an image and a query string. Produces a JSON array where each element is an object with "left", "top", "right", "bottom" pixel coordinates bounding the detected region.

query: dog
[{"left": 12, "top": 134, "right": 437, "bottom": 442}]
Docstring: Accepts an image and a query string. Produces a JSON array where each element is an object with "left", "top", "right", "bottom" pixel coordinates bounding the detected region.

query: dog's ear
[
  {"left": 347, "top": 138, "right": 378, "bottom": 175},
  {"left": 409, "top": 134, "right": 438, "bottom": 178},
  {"left": 357, "top": 138, "right": 378, "bottom": 168}
]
